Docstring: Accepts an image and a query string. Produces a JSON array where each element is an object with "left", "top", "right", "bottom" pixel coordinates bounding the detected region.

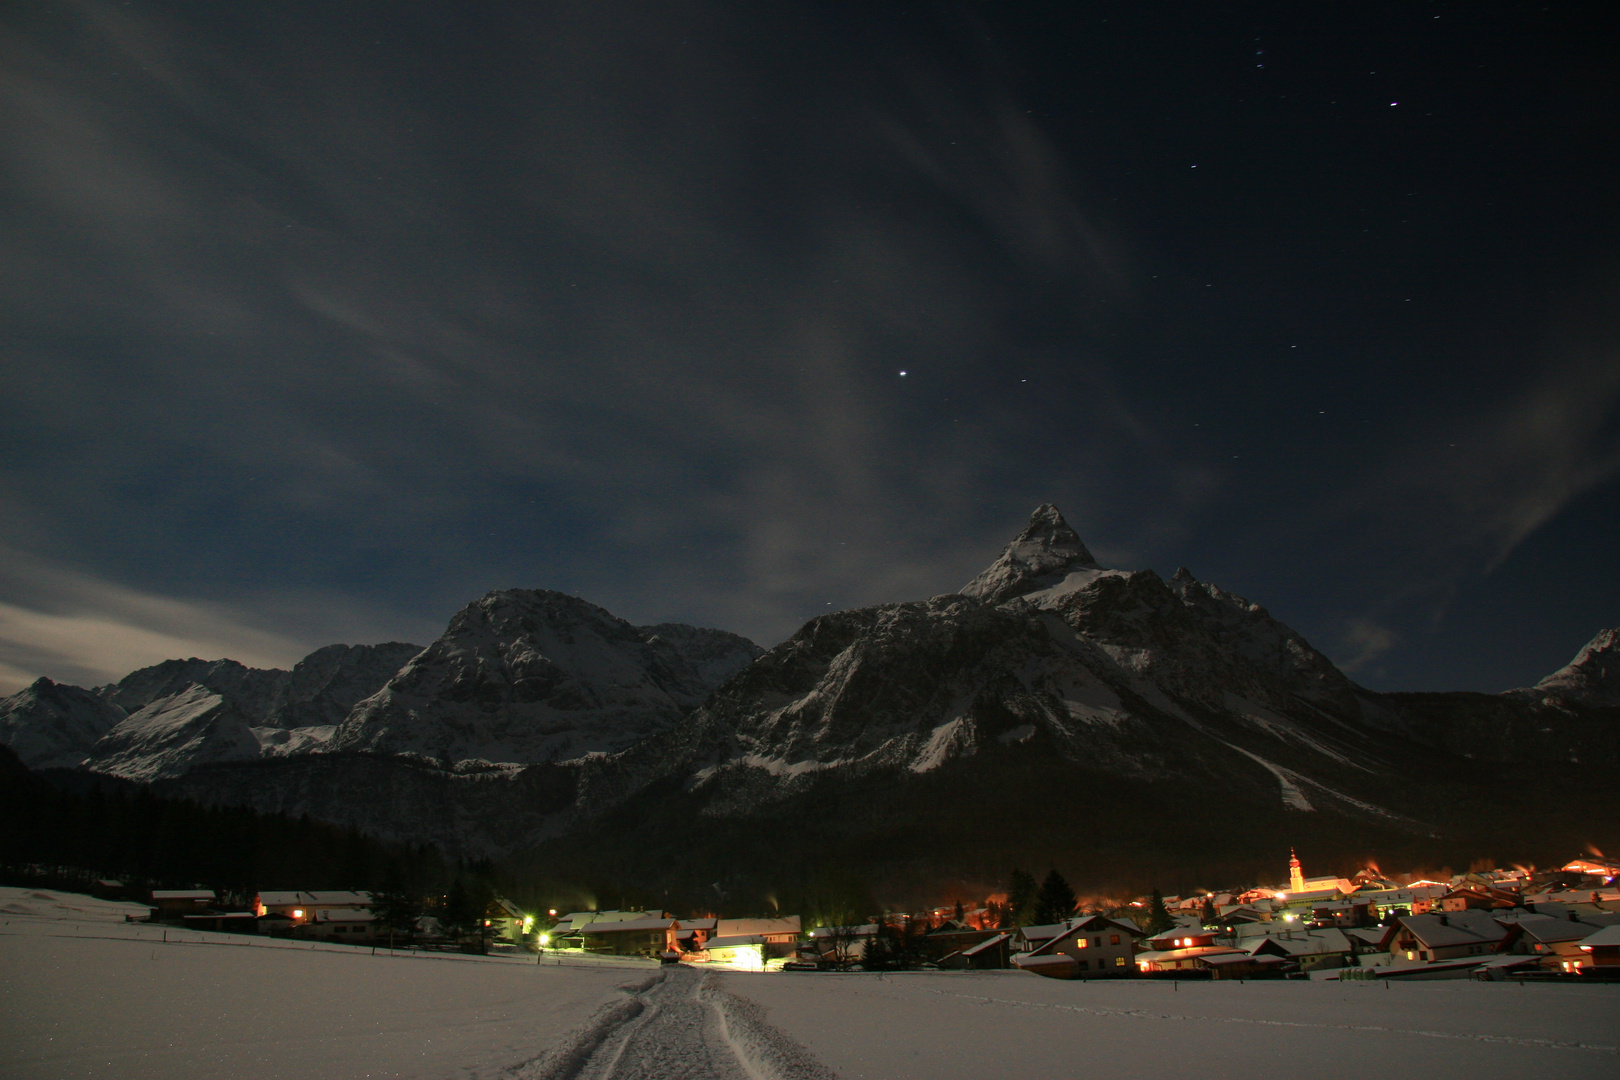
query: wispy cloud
[
  {"left": 0, "top": 543, "right": 445, "bottom": 695},
  {"left": 1, "top": 1, "right": 1175, "bottom": 653}
]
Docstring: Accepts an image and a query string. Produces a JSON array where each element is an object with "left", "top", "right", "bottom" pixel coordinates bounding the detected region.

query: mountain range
[{"left": 3, "top": 506, "right": 1615, "bottom": 900}]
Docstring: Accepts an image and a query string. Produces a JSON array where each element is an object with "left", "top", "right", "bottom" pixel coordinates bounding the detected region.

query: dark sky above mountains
[{"left": 2, "top": 1, "right": 1616, "bottom": 695}]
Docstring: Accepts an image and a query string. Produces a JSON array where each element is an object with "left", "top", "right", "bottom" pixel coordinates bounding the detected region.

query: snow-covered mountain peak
[
  {"left": 0, "top": 677, "right": 126, "bottom": 770},
  {"left": 1530, "top": 627, "right": 1619, "bottom": 705},
  {"left": 327, "top": 588, "right": 761, "bottom": 765},
  {"left": 960, "top": 504, "right": 1102, "bottom": 605}
]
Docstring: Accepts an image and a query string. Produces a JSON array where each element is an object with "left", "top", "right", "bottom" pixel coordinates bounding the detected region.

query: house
[
  {"left": 579, "top": 917, "right": 679, "bottom": 957},
  {"left": 922, "top": 921, "right": 1004, "bottom": 962},
  {"left": 1148, "top": 928, "right": 1217, "bottom": 951},
  {"left": 805, "top": 924, "right": 879, "bottom": 967},
  {"left": 1013, "top": 920, "right": 1079, "bottom": 954},
  {"left": 1577, "top": 924, "right": 1620, "bottom": 967},
  {"left": 708, "top": 917, "right": 802, "bottom": 963},
  {"left": 1014, "top": 916, "right": 1142, "bottom": 979},
  {"left": 674, "top": 917, "right": 718, "bottom": 952},
  {"left": 485, "top": 897, "right": 530, "bottom": 942},
  {"left": 92, "top": 879, "right": 127, "bottom": 900},
  {"left": 150, "top": 890, "right": 215, "bottom": 919},
  {"left": 939, "top": 932, "right": 1013, "bottom": 970},
  {"left": 1197, "top": 951, "right": 1292, "bottom": 980},
  {"left": 1247, "top": 928, "right": 1354, "bottom": 971},
  {"left": 552, "top": 910, "right": 665, "bottom": 935},
  {"left": 715, "top": 916, "right": 801, "bottom": 947},
  {"left": 1344, "top": 923, "right": 1399, "bottom": 955},
  {"left": 1437, "top": 884, "right": 1518, "bottom": 912},
  {"left": 291, "top": 908, "right": 377, "bottom": 942},
  {"left": 1391, "top": 911, "right": 1509, "bottom": 963},
  {"left": 1213, "top": 904, "right": 1270, "bottom": 929},
  {"left": 1134, "top": 944, "right": 1247, "bottom": 974},
  {"left": 1503, "top": 913, "right": 1616, "bottom": 969},
  {"left": 1310, "top": 900, "right": 1372, "bottom": 927},
  {"left": 1560, "top": 858, "right": 1620, "bottom": 884},
  {"left": 704, "top": 935, "right": 770, "bottom": 969},
  {"left": 254, "top": 891, "right": 371, "bottom": 923}
]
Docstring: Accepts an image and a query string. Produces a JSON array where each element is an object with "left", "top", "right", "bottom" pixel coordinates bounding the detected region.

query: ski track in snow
[
  {"left": 512, "top": 966, "right": 838, "bottom": 1080},
  {"left": 914, "top": 985, "right": 1620, "bottom": 1054}
]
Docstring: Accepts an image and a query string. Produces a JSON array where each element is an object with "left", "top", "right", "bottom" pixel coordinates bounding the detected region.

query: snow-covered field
[
  {"left": 0, "top": 888, "right": 632, "bottom": 1079},
  {"left": 724, "top": 965, "right": 1620, "bottom": 1079},
  {"left": 4, "top": 888, "right": 1618, "bottom": 1079}
]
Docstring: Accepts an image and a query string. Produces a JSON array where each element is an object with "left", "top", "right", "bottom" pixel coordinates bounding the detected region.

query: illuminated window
[
  {"left": 1115, "top": 956, "right": 1126, "bottom": 966},
  {"left": 1077, "top": 938, "right": 1088, "bottom": 949}
]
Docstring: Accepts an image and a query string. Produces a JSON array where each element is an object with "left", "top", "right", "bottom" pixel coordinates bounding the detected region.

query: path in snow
[{"left": 514, "top": 965, "right": 836, "bottom": 1080}]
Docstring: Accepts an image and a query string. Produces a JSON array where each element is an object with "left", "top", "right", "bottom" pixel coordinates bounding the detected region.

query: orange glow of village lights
[{"left": 292, "top": 909, "right": 304, "bottom": 918}]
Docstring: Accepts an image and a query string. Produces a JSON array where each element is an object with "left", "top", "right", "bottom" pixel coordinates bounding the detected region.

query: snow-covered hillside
[{"left": 86, "top": 684, "right": 262, "bottom": 782}]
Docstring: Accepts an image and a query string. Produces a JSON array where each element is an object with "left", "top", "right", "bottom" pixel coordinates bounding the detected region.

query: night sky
[{"left": 2, "top": 1, "right": 1617, "bottom": 696}]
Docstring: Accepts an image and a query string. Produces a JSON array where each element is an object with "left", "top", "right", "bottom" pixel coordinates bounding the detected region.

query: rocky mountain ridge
[
  {"left": 0, "top": 595, "right": 761, "bottom": 784},
  {"left": 327, "top": 589, "right": 762, "bottom": 765},
  {"left": 3, "top": 505, "right": 1614, "bottom": 886}
]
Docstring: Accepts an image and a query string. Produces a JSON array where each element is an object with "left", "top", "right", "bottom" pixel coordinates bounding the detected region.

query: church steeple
[{"left": 1288, "top": 848, "right": 1305, "bottom": 893}]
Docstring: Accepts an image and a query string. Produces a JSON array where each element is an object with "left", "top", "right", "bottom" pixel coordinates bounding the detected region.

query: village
[{"left": 121, "top": 851, "right": 1620, "bottom": 983}]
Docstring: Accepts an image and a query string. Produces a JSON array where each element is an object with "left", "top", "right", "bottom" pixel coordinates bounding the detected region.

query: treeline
[{"left": 0, "top": 746, "right": 452, "bottom": 903}]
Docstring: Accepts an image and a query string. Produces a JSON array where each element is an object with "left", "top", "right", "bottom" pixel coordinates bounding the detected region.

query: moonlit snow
[{"left": 3, "top": 889, "right": 1618, "bottom": 1079}]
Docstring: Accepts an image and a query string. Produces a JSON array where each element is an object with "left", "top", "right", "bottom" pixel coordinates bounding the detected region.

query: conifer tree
[
  {"left": 1032, "top": 869, "right": 1077, "bottom": 925},
  {"left": 861, "top": 927, "right": 894, "bottom": 970},
  {"left": 1145, "top": 887, "right": 1174, "bottom": 935},
  {"left": 1006, "top": 869, "right": 1038, "bottom": 927},
  {"left": 370, "top": 862, "right": 422, "bottom": 942},
  {"left": 440, "top": 877, "right": 477, "bottom": 941}
]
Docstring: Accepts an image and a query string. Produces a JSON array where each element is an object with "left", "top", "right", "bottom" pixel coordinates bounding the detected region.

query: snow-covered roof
[
  {"left": 553, "top": 910, "right": 664, "bottom": 931},
  {"left": 1248, "top": 929, "right": 1351, "bottom": 957},
  {"left": 314, "top": 909, "right": 375, "bottom": 924},
  {"left": 963, "top": 932, "right": 1013, "bottom": 956},
  {"left": 808, "top": 924, "right": 878, "bottom": 939},
  {"left": 1398, "top": 911, "right": 1508, "bottom": 949},
  {"left": 716, "top": 916, "right": 800, "bottom": 938},
  {"left": 256, "top": 890, "right": 371, "bottom": 907},
  {"left": 151, "top": 890, "right": 214, "bottom": 900},
  {"left": 1072, "top": 915, "right": 1144, "bottom": 936},
  {"left": 1014, "top": 953, "right": 1077, "bottom": 971},
  {"left": 578, "top": 917, "right": 675, "bottom": 934},
  {"left": 705, "top": 935, "right": 764, "bottom": 949},
  {"left": 1504, "top": 914, "right": 1602, "bottom": 945},
  {"left": 1135, "top": 946, "right": 1245, "bottom": 963},
  {"left": 1200, "top": 951, "right": 1285, "bottom": 968},
  {"left": 1575, "top": 924, "right": 1620, "bottom": 948}
]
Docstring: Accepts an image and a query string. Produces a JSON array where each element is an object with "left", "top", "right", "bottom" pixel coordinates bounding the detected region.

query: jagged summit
[
  {"left": 960, "top": 504, "right": 1102, "bottom": 605},
  {"left": 326, "top": 587, "right": 761, "bottom": 765},
  {"left": 1530, "top": 627, "right": 1619, "bottom": 706}
]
